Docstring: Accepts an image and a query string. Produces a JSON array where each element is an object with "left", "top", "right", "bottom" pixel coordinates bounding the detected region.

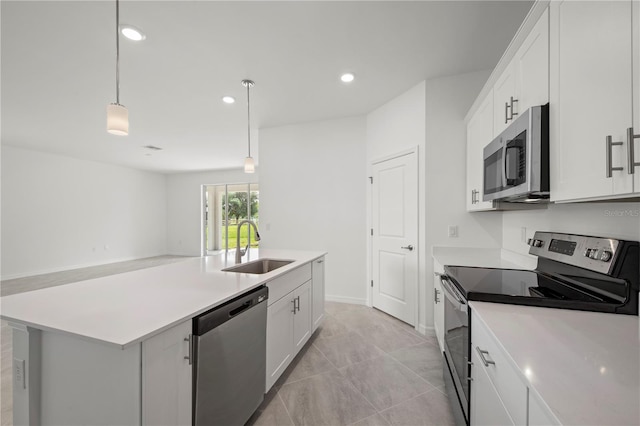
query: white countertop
[
  {"left": 432, "top": 246, "right": 537, "bottom": 270},
  {"left": 471, "top": 301, "right": 640, "bottom": 426},
  {"left": 0, "top": 249, "right": 325, "bottom": 349}
]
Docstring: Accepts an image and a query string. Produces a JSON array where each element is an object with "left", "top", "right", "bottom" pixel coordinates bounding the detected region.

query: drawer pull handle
[{"left": 476, "top": 346, "right": 495, "bottom": 367}]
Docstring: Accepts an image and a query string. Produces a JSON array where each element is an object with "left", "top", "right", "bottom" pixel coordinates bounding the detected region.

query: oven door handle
[{"left": 439, "top": 275, "right": 467, "bottom": 311}]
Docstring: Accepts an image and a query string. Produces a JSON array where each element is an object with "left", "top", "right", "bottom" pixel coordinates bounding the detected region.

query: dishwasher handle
[{"left": 193, "top": 285, "right": 269, "bottom": 336}]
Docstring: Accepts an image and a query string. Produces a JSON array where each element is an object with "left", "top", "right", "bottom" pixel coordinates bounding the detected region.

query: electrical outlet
[
  {"left": 448, "top": 225, "right": 458, "bottom": 238},
  {"left": 14, "top": 358, "right": 25, "bottom": 389}
]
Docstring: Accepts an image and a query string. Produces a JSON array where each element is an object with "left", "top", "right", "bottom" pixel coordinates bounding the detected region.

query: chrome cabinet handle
[
  {"left": 316, "top": 259, "right": 324, "bottom": 264},
  {"left": 476, "top": 347, "right": 495, "bottom": 367},
  {"left": 291, "top": 299, "right": 297, "bottom": 314},
  {"left": 471, "top": 189, "right": 478, "bottom": 204},
  {"left": 509, "top": 97, "right": 518, "bottom": 120},
  {"left": 434, "top": 288, "right": 440, "bottom": 304},
  {"left": 401, "top": 245, "right": 414, "bottom": 251},
  {"left": 296, "top": 296, "right": 301, "bottom": 313},
  {"left": 505, "top": 101, "right": 509, "bottom": 124},
  {"left": 606, "top": 135, "right": 624, "bottom": 177},
  {"left": 184, "top": 335, "right": 193, "bottom": 365},
  {"left": 627, "top": 127, "right": 640, "bottom": 174}
]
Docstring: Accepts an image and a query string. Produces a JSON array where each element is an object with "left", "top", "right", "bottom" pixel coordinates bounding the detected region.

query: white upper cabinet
[
  {"left": 493, "top": 63, "right": 518, "bottom": 136},
  {"left": 514, "top": 7, "right": 549, "bottom": 114},
  {"left": 633, "top": 0, "right": 640, "bottom": 191},
  {"left": 494, "top": 9, "right": 549, "bottom": 137},
  {"left": 467, "top": 91, "right": 496, "bottom": 211},
  {"left": 550, "top": 0, "right": 638, "bottom": 201}
]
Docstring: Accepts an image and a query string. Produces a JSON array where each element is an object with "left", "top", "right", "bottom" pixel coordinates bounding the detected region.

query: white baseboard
[
  {"left": 325, "top": 295, "right": 368, "bottom": 306},
  {"left": 418, "top": 324, "right": 432, "bottom": 335}
]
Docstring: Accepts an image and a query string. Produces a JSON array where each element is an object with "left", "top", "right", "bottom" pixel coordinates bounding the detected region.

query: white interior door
[{"left": 371, "top": 150, "right": 418, "bottom": 325}]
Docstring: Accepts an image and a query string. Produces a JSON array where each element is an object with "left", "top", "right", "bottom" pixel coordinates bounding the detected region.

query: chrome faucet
[{"left": 235, "top": 220, "right": 261, "bottom": 264}]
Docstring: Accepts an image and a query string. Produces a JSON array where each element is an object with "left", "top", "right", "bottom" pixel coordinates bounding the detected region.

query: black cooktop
[{"left": 444, "top": 265, "right": 630, "bottom": 313}]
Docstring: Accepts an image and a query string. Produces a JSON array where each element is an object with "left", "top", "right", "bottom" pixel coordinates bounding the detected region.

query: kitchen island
[{"left": 0, "top": 249, "right": 326, "bottom": 426}]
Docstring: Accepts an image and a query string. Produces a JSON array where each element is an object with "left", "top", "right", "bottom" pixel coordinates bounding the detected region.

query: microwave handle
[
  {"left": 501, "top": 143, "right": 509, "bottom": 188},
  {"left": 504, "top": 145, "right": 522, "bottom": 184}
]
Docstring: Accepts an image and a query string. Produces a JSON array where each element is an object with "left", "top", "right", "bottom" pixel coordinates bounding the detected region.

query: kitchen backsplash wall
[
  {"left": 1, "top": 146, "right": 168, "bottom": 279},
  {"left": 503, "top": 201, "right": 640, "bottom": 256}
]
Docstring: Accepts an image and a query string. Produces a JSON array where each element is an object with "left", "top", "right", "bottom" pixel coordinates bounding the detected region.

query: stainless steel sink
[{"left": 222, "top": 259, "right": 294, "bottom": 274}]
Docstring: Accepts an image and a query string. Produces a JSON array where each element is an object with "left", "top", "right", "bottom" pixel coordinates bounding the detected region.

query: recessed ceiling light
[
  {"left": 222, "top": 96, "right": 236, "bottom": 104},
  {"left": 120, "top": 25, "right": 146, "bottom": 41},
  {"left": 340, "top": 73, "right": 355, "bottom": 83}
]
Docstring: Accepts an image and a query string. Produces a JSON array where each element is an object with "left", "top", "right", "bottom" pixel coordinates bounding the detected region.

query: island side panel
[
  {"left": 10, "top": 323, "right": 41, "bottom": 426},
  {"left": 39, "top": 331, "right": 141, "bottom": 425}
]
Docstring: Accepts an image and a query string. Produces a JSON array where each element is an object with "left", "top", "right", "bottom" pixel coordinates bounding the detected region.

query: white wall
[
  {"left": 424, "top": 71, "right": 502, "bottom": 328},
  {"left": 503, "top": 202, "right": 640, "bottom": 255},
  {"left": 259, "top": 116, "right": 367, "bottom": 304},
  {"left": 366, "top": 73, "right": 502, "bottom": 333},
  {"left": 1, "top": 146, "right": 167, "bottom": 279},
  {"left": 366, "top": 81, "right": 428, "bottom": 330},
  {"left": 165, "top": 168, "right": 258, "bottom": 256}
]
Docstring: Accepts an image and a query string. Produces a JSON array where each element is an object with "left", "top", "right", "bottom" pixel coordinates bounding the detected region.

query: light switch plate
[
  {"left": 14, "top": 358, "right": 25, "bottom": 389},
  {"left": 448, "top": 225, "right": 458, "bottom": 238}
]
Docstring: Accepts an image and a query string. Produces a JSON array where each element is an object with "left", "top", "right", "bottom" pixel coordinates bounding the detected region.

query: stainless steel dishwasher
[{"left": 192, "top": 285, "right": 268, "bottom": 426}]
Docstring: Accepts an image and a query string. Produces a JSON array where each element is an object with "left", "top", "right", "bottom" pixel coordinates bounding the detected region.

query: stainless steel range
[{"left": 438, "top": 231, "right": 639, "bottom": 425}]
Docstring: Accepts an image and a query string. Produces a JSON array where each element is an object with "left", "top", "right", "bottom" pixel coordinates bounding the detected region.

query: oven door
[{"left": 440, "top": 274, "right": 470, "bottom": 425}]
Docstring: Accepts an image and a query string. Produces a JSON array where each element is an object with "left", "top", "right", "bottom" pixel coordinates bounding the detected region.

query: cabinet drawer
[
  {"left": 266, "top": 263, "right": 312, "bottom": 305},
  {"left": 471, "top": 311, "right": 527, "bottom": 425}
]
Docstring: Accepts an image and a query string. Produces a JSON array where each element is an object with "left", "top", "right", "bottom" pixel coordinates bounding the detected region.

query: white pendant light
[
  {"left": 242, "top": 79, "right": 255, "bottom": 173},
  {"left": 107, "top": 0, "right": 129, "bottom": 136}
]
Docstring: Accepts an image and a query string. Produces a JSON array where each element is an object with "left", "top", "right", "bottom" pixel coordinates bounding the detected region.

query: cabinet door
[
  {"left": 467, "top": 91, "right": 496, "bottom": 211},
  {"left": 293, "top": 280, "right": 312, "bottom": 353},
  {"left": 515, "top": 7, "right": 549, "bottom": 114},
  {"left": 142, "top": 320, "right": 192, "bottom": 426},
  {"left": 311, "top": 257, "right": 326, "bottom": 332},
  {"left": 493, "top": 63, "right": 517, "bottom": 136},
  {"left": 470, "top": 348, "right": 515, "bottom": 426},
  {"left": 266, "top": 294, "right": 295, "bottom": 391},
  {"left": 634, "top": 0, "right": 640, "bottom": 190},
  {"left": 550, "top": 0, "right": 634, "bottom": 201}
]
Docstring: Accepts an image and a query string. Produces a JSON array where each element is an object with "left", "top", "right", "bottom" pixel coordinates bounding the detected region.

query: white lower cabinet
[
  {"left": 311, "top": 257, "right": 326, "bottom": 332},
  {"left": 471, "top": 310, "right": 527, "bottom": 426},
  {"left": 470, "top": 346, "right": 514, "bottom": 426},
  {"left": 266, "top": 262, "right": 319, "bottom": 392},
  {"left": 142, "top": 319, "right": 192, "bottom": 426},
  {"left": 471, "top": 309, "right": 561, "bottom": 426}
]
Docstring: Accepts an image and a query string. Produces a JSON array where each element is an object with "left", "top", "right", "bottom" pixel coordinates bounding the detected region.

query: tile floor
[{"left": 247, "top": 302, "right": 455, "bottom": 426}]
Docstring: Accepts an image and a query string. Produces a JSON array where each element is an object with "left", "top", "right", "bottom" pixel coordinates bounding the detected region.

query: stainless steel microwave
[{"left": 482, "top": 104, "right": 549, "bottom": 202}]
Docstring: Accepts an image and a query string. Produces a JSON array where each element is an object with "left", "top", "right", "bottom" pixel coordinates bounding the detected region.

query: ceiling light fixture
[
  {"left": 222, "top": 96, "right": 236, "bottom": 104},
  {"left": 242, "top": 79, "right": 255, "bottom": 173},
  {"left": 340, "top": 73, "right": 355, "bottom": 83},
  {"left": 107, "top": 0, "right": 129, "bottom": 136},
  {"left": 120, "top": 25, "right": 146, "bottom": 41}
]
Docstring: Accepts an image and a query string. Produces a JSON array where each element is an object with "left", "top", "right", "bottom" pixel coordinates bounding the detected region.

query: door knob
[{"left": 400, "top": 245, "right": 414, "bottom": 251}]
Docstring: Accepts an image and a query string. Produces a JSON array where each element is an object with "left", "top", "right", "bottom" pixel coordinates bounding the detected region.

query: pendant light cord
[
  {"left": 115, "top": 0, "right": 120, "bottom": 105},
  {"left": 246, "top": 83, "right": 251, "bottom": 157}
]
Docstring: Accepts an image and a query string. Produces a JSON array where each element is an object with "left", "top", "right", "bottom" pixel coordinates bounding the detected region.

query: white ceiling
[{"left": 1, "top": 1, "right": 533, "bottom": 173}]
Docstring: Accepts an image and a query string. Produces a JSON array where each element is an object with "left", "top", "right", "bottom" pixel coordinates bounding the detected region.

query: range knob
[
  {"left": 600, "top": 250, "right": 612, "bottom": 262},
  {"left": 534, "top": 239, "right": 544, "bottom": 248},
  {"left": 589, "top": 249, "right": 600, "bottom": 260},
  {"left": 583, "top": 248, "right": 592, "bottom": 257}
]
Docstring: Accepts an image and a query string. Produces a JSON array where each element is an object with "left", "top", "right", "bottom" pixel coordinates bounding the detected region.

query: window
[{"left": 203, "top": 183, "right": 259, "bottom": 255}]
